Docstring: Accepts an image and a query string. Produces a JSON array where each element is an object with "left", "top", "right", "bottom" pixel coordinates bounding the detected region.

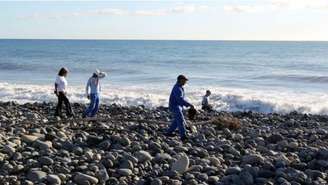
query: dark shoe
[
  {"left": 181, "top": 135, "right": 188, "bottom": 142},
  {"left": 54, "top": 114, "right": 62, "bottom": 118},
  {"left": 164, "top": 132, "right": 175, "bottom": 137},
  {"left": 67, "top": 113, "right": 75, "bottom": 118}
]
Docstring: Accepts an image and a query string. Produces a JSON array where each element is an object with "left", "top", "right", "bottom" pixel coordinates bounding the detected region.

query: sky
[{"left": 0, "top": 0, "right": 328, "bottom": 41}]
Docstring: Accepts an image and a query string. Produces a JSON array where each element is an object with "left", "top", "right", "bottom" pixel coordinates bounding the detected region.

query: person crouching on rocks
[
  {"left": 202, "top": 90, "right": 213, "bottom": 112},
  {"left": 54, "top": 67, "right": 74, "bottom": 118},
  {"left": 82, "top": 69, "right": 107, "bottom": 118},
  {"left": 166, "top": 75, "right": 194, "bottom": 141}
]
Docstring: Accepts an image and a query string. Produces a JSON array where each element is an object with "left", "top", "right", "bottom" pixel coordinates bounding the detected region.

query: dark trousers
[
  {"left": 167, "top": 107, "right": 186, "bottom": 139},
  {"left": 202, "top": 105, "right": 213, "bottom": 112},
  {"left": 55, "top": 92, "right": 73, "bottom": 117}
]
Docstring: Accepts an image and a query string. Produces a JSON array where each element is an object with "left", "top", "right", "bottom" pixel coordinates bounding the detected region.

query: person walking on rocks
[
  {"left": 166, "top": 75, "right": 194, "bottom": 141},
  {"left": 202, "top": 90, "right": 213, "bottom": 112},
  {"left": 54, "top": 67, "right": 74, "bottom": 118},
  {"left": 82, "top": 69, "right": 107, "bottom": 118}
]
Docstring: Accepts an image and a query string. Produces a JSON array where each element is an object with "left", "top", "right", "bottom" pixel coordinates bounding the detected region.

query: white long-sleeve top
[
  {"left": 55, "top": 75, "right": 67, "bottom": 92},
  {"left": 85, "top": 73, "right": 106, "bottom": 96}
]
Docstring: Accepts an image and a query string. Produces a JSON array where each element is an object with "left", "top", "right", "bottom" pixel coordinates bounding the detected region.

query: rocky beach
[{"left": 1, "top": 102, "right": 328, "bottom": 185}]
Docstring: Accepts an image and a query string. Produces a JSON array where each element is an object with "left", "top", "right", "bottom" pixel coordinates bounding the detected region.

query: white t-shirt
[{"left": 55, "top": 75, "right": 67, "bottom": 92}]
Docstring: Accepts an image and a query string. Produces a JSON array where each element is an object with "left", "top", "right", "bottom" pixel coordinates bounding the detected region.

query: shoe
[
  {"left": 181, "top": 136, "right": 188, "bottom": 142},
  {"left": 67, "top": 114, "right": 75, "bottom": 118},
  {"left": 54, "top": 114, "right": 62, "bottom": 119},
  {"left": 164, "top": 132, "right": 175, "bottom": 137}
]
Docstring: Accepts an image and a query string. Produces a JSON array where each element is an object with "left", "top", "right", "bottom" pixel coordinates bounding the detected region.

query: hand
[{"left": 54, "top": 91, "right": 59, "bottom": 97}]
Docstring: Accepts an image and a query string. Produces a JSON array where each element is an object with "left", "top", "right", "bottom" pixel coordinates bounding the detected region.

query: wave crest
[{"left": 1, "top": 82, "right": 328, "bottom": 115}]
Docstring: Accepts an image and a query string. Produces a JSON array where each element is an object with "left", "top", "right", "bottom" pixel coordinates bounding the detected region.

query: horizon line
[{"left": 1, "top": 38, "right": 328, "bottom": 42}]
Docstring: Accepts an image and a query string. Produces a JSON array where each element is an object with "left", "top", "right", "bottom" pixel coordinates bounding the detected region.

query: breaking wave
[{"left": 1, "top": 82, "right": 328, "bottom": 115}]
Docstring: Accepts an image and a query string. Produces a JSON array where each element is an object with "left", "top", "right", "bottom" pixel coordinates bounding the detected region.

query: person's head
[
  {"left": 92, "top": 69, "right": 107, "bottom": 78},
  {"left": 58, "top": 67, "right": 69, "bottom": 77},
  {"left": 92, "top": 73, "right": 98, "bottom": 78},
  {"left": 177, "top": 75, "right": 188, "bottom": 86},
  {"left": 206, "top": 90, "right": 211, "bottom": 96}
]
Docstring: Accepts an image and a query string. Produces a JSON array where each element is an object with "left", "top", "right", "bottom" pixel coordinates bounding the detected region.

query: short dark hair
[
  {"left": 177, "top": 75, "right": 188, "bottom": 81},
  {"left": 58, "top": 67, "right": 68, "bottom": 76}
]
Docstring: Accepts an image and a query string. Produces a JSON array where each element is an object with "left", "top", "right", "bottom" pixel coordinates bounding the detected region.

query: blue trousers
[
  {"left": 83, "top": 94, "right": 100, "bottom": 117},
  {"left": 167, "top": 107, "right": 186, "bottom": 138}
]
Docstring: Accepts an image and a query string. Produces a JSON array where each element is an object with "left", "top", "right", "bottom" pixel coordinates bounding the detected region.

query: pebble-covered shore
[{"left": 1, "top": 102, "right": 328, "bottom": 185}]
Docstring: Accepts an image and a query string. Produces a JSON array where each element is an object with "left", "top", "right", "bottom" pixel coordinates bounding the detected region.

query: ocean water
[{"left": 1, "top": 39, "right": 328, "bottom": 114}]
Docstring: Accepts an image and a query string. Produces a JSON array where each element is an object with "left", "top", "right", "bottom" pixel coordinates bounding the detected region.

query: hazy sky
[{"left": 1, "top": 0, "right": 327, "bottom": 40}]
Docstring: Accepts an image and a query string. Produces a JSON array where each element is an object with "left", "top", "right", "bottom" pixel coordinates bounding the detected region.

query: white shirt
[
  {"left": 55, "top": 75, "right": 67, "bottom": 92},
  {"left": 85, "top": 72, "right": 106, "bottom": 96}
]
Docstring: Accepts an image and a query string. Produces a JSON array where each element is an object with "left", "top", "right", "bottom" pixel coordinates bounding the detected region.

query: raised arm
[{"left": 98, "top": 72, "right": 107, "bottom": 79}]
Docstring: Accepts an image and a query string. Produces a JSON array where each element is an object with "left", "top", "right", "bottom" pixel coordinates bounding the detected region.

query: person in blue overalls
[
  {"left": 166, "top": 75, "right": 194, "bottom": 141},
  {"left": 82, "top": 69, "right": 107, "bottom": 118}
]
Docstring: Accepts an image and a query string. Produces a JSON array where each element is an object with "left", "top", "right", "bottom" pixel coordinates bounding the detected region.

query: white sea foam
[{"left": 1, "top": 82, "right": 328, "bottom": 115}]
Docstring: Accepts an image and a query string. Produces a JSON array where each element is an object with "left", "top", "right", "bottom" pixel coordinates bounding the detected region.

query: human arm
[
  {"left": 175, "top": 87, "right": 192, "bottom": 108},
  {"left": 54, "top": 83, "right": 59, "bottom": 96},
  {"left": 98, "top": 72, "right": 107, "bottom": 79},
  {"left": 85, "top": 78, "right": 91, "bottom": 99}
]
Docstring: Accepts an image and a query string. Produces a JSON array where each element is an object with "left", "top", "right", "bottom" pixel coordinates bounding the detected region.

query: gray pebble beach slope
[{"left": 0, "top": 102, "right": 328, "bottom": 185}]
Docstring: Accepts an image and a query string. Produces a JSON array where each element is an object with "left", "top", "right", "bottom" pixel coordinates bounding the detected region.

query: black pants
[
  {"left": 55, "top": 92, "right": 73, "bottom": 117},
  {"left": 202, "top": 105, "right": 213, "bottom": 112}
]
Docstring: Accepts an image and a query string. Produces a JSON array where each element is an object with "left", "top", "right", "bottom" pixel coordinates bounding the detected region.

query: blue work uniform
[{"left": 167, "top": 83, "right": 192, "bottom": 138}]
